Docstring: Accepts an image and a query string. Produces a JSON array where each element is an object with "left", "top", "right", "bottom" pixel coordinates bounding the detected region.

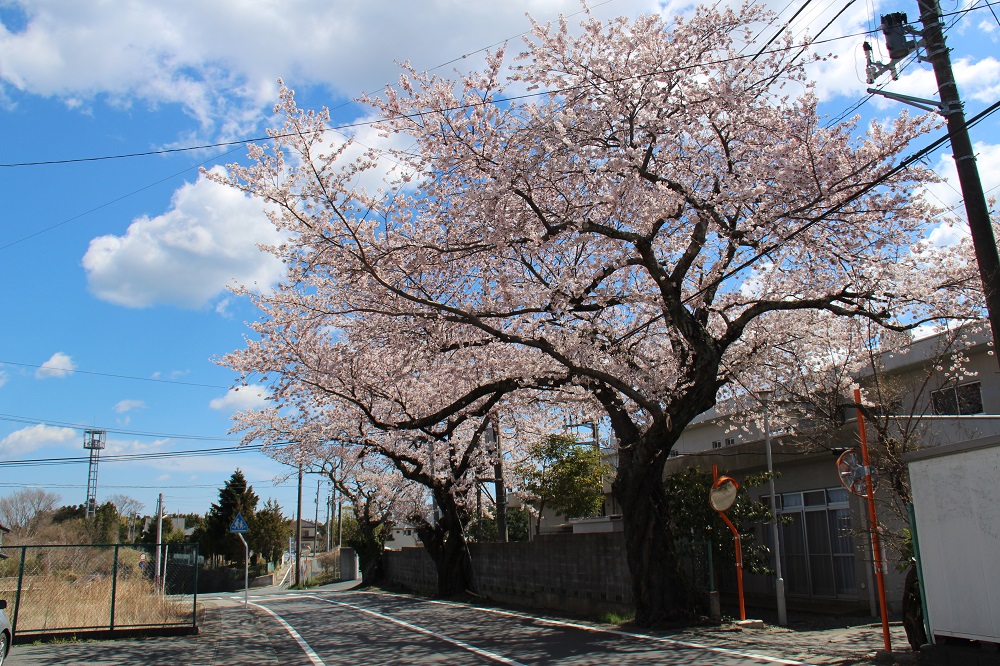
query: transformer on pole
[{"left": 83, "top": 429, "right": 107, "bottom": 518}]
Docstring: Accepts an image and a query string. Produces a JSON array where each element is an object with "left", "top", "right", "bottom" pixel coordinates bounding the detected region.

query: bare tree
[{"left": 0, "top": 488, "right": 60, "bottom": 535}]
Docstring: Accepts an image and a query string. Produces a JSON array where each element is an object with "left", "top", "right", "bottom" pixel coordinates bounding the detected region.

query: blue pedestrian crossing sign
[{"left": 229, "top": 512, "right": 250, "bottom": 533}]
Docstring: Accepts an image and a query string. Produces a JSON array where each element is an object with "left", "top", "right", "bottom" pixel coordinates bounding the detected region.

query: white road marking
[
  {"left": 307, "top": 594, "right": 527, "bottom": 666},
  {"left": 365, "top": 591, "right": 813, "bottom": 666},
  {"left": 249, "top": 601, "right": 326, "bottom": 666}
]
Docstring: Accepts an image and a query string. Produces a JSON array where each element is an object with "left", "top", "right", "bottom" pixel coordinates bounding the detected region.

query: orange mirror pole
[
  {"left": 711, "top": 465, "right": 746, "bottom": 620},
  {"left": 855, "top": 387, "right": 891, "bottom": 652}
]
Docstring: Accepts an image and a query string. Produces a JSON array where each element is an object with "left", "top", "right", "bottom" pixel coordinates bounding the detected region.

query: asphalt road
[{"left": 249, "top": 590, "right": 810, "bottom": 665}]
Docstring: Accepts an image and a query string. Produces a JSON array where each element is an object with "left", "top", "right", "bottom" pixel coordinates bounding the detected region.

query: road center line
[
  {"left": 370, "top": 592, "right": 811, "bottom": 666},
  {"left": 249, "top": 601, "right": 326, "bottom": 666},
  {"left": 307, "top": 594, "right": 527, "bottom": 666}
]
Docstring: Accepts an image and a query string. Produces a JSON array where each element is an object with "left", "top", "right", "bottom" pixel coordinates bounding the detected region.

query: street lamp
[{"left": 758, "top": 389, "right": 788, "bottom": 626}]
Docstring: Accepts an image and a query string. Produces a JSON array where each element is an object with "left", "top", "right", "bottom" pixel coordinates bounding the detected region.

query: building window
[
  {"left": 762, "top": 487, "right": 857, "bottom": 599},
  {"left": 931, "top": 382, "right": 983, "bottom": 415},
  {"left": 712, "top": 440, "right": 723, "bottom": 449},
  {"left": 725, "top": 438, "right": 736, "bottom": 447}
]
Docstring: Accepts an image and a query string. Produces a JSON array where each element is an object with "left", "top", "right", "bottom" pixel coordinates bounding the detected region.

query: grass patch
[{"left": 598, "top": 611, "right": 636, "bottom": 625}]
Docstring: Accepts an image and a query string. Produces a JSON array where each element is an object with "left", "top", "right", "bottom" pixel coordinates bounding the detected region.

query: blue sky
[{"left": 1, "top": 0, "right": 997, "bottom": 519}]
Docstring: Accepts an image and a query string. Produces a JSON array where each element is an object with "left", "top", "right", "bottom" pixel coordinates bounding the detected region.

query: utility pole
[
  {"left": 866, "top": 6, "right": 1000, "bottom": 370},
  {"left": 337, "top": 497, "right": 343, "bottom": 548},
  {"left": 314, "top": 478, "right": 321, "bottom": 554},
  {"left": 326, "top": 490, "right": 332, "bottom": 552},
  {"left": 295, "top": 464, "right": 303, "bottom": 587},
  {"left": 490, "top": 417, "right": 508, "bottom": 542},
  {"left": 916, "top": 0, "right": 1000, "bottom": 369},
  {"left": 154, "top": 493, "right": 164, "bottom": 591}
]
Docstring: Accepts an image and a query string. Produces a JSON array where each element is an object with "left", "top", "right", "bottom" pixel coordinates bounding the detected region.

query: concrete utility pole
[
  {"left": 759, "top": 391, "right": 787, "bottom": 626},
  {"left": 867, "top": 6, "right": 1000, "bottom": 370},
  {"left": 915, "top": 0, "right": 1000, "bottom": 370},
  {"left": 326, "top": 490, "right": 332, "bottom": 553},
  {"left": 295, "top": 464, "right": 303, "bottom": 587},
  {"left": 490, "top": 418, "right": 508, "bottom": 542},
  {"left": 155, "top": 493, "right": 164, "bottom": 590},
  {"left": 314, "top": 479, "right": 321, "bottom": 553}
]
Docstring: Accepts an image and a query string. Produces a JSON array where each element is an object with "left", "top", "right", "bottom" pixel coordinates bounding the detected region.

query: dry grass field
[{"left": 13, "top": 574, "right": 192, "bottom": 631}]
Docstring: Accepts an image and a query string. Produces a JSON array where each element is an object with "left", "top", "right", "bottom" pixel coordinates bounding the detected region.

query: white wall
[{"left": 908, "top": 438, "right": 1000, "bottom": 644}]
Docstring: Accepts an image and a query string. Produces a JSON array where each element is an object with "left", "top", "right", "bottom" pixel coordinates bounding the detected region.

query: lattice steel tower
[{"left": 84, "top": 429, "right": 107, "bottom": 517}]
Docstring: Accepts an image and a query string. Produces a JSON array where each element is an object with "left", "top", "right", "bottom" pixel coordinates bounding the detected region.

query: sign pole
[
  {"left": 229, "top": 512, "right": 250, "bottom": 609},
  {"left": 237, "top": 533, "right": 249, "bottom": 609}
]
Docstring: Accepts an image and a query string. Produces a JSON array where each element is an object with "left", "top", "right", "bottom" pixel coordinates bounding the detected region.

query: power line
[
  {"left": 0, "top": 361, "right": 231, "bottom": 388},
  {"left": 0, "top": 412, "right": 240, "bottom": 441},
  {"left": 4, "top": 3, "right": 997, "bottom": 176},
  {"left": 0, "top": 479, "right": 294, "bottom": 490},
  {"left": 0, "top": 444, "right": 268, "bottom": 468},
  {"left": 0, "top": 28, "right": 884, "bottom": 170},
  {"left": 0, "top": 145, "right": 246, "bottom": 251},
  {"left": 614, "top": 95, "right": 1000, "bottom": 345},
  {"left": 824, "top": 0, "right": 981, "bottom": 128},
  {"left": 687, "top": 95, "right": 1000, "bottom": 302}
]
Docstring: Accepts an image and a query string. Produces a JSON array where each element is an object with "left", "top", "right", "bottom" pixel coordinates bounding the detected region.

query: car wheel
[{"left": 0, "top": 631, "right": 8, "bottom": 666}]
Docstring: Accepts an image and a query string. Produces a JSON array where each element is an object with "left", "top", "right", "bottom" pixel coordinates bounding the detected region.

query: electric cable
[
  {"left": 0, "top": 361, "right": 231, "bottom": 389},
  {"left": 0, "top": 412, "right": 240, "bottom": 441},
  {"left": 0, "top": 28, "right": 886, "bottom": 170}
]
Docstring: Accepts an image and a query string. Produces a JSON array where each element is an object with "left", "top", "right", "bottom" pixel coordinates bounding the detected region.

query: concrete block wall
[
  {"left": 384, "top": 532, "right": 634, "bottom": 618},
  {"left": 384, "top": 545, "right": 437, "bottom": 595}
]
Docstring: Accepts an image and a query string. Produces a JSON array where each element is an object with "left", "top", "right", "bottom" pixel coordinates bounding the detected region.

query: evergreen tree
[
  {"left": 199, "top": 469, "right": 259, "bottom": 564},
  {"left": 249, "top": 499, "right": 289, "bottom": 565}
]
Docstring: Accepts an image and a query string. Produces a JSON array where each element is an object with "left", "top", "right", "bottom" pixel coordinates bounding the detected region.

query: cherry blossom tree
[
  {"left": 240, "top": 414, "right": 421, "bottom": 582},
  {"left": 214, "top": 4, "right": 967, "bottom": 623},
  {"left": 228, "top": 377, "right": 557, "bottom": 594}
]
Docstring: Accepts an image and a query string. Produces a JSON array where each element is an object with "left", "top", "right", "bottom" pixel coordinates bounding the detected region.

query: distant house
[
  {"left": 0, "top": 521, "right": 9, "bottom": 559},
  {"left": 169, "top": 517, "right": 196, "bottom": 537},
  {"left": 384, "top": 524, "right": 420, "bottom": 551}
]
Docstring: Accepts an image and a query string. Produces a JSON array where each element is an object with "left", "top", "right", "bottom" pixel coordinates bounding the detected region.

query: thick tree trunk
[
  {"left": 614, "top": 451, "right": 695, "bottom": 626},
  {"left": 414, "top": 489, "right": 477, "bottom": 597},
  {"left": 356, "top": 519, "right": 385, "bottom": 585}
]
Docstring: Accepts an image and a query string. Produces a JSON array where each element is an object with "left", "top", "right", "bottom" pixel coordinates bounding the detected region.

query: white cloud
[
  {"left": 105, "top": 437, "right": 168, "bottom": 457},
  {"left": 209, "top": 385, "right": 270, "bottom": 412},
  {"left": 0, "top": 369, "right": 7, "bottom": 388},
  {"left": 926, "top": 222, "right": 968, "bottom": 248},
  {"left": 82, "top": 167, "right": 285, "bottom": 309},
  {"left": 114, "top": 399, "right": 147, "bottom": 414},
  {"left": 0, "top": 423, "right": 77, "bottom": 457},
  {"left": 0, "top": 1, "right": 656, "bottom": 132},
  {"left": 866, "top": 56, "right": 1000, "bottom": 113},
  {"left": 35, "top": 351, "right": 76, "bottom": 379}
]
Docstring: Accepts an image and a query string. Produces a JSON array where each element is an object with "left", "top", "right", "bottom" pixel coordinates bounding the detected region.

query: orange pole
[
  {"left": 713, "top": 465, "right": 746, "bottom": 621},
  {"left": 717, "top": 510, "right": 746, "bottom": 620},
  {"left": 855, "top": 388, "right": 892, "bottom": 652}
]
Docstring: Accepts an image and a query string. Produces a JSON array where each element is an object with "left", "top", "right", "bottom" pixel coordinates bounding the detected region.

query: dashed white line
[
  {"left": 307, "top": 594, "right": 527, "bottom": 666},
  {"left": 249, "top": 601, "right": 326, "bottom": 666}
]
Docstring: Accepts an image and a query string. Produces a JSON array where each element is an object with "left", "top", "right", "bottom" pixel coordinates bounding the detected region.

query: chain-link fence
[
  {"left": 299, "top": 550, "right": 340, "bottom": 586},
  {"left": 0, "top": 543, "right": 198, "bottom": 636}
]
